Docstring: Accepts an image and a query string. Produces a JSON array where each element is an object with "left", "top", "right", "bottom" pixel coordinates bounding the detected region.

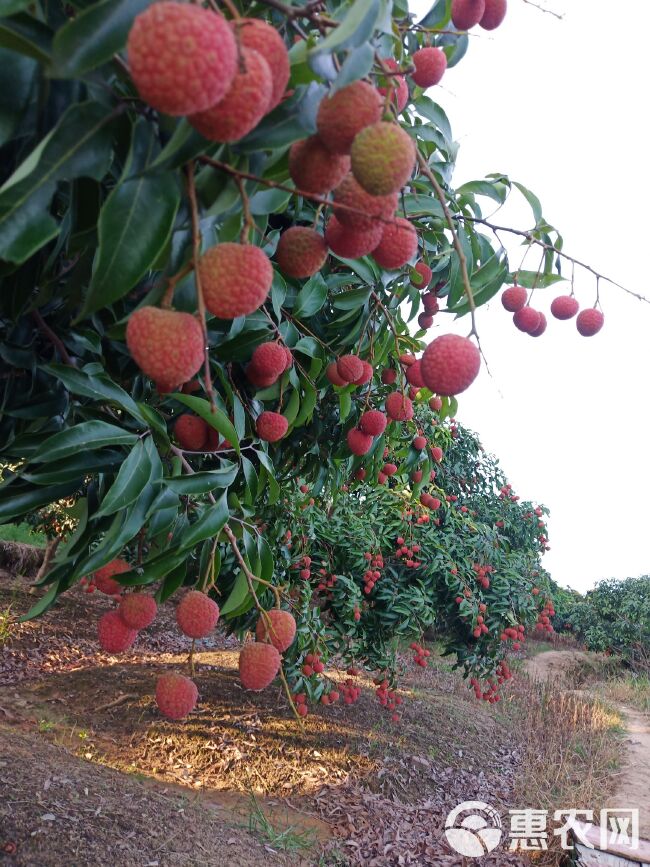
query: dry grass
[{"left": 598, "top": 673, "right": 650, "bottom": 713}]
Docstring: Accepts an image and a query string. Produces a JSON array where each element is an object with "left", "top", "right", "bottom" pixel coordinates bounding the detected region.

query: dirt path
[{"left": 525, "top": 649, "right": 650, "bottom": 841}]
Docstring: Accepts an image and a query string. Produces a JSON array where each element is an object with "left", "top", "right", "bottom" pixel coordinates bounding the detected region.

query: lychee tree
[{"left": 0, "top": 0, "right": 607, "bottom": 717}]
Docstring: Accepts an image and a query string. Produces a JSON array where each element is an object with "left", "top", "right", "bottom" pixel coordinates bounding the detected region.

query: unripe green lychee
[
  {"left": 276, "top": 227, "right": 328, "bottom": 278},
  {"left": 351, "top": 122, "right": 416, "bottom": 196},
  {"left": 126, "top": 307, "right": 204, "bottom": 392},
  {"left": 234, "top": 18, "right": 290, "bottom": 110},
  {"left": 371, "top": 218, "right": 418, "bottom": 269},
  {"left": 289, "top": 136, "right": 350, "bottom": 194},
  {"left": 198, "top": 243, "right": 273, "bottom": 319},
  {"left": 316, "top": 81, "right": 382, "bottom": 154},
  {"left": 325, "top": 215, "right": 384, "bottom": 259}
]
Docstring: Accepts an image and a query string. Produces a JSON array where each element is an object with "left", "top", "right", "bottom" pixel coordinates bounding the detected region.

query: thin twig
[
  {"left": 521, "top": 0, "right": 564, "bottom": 20},
  {"left": 32, "top": 310, "right": 74, "bottom": 366}
]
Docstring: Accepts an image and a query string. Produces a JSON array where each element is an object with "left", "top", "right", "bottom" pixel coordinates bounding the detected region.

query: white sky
[{"left": 411, "top": 0, "right": 650, "bottom": 592}]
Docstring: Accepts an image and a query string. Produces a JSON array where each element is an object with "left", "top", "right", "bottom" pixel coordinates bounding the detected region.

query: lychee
[
  {"left": 360, "top": 409, "right": 387, "bottom": 436},
  {"left": 256, "top": 411, "right": 289, "bottom": 442},
  {"left": 248, "top": 342, "right": 288, "bottom": 385},
  {"left": 289, "top": 136, "right": 350, "bottom": 195},
  {"left": 333, "top": 173, "right": 397, "bottom": 232},
  {"left": 513, "top": 306, "right": 541, "bottom": 334},
  {"left": 326, "top": 361, "right": 347, "bottom": 386},
  {"left": 422, "top": 292, "right": 439, "bottom": 314},
  {"left": 347, "top": 428, "right": 373, "bottom": 455},
  {"left": 233, "top": 18, "right": 290, "bottom": 109},
  {"left": 385, "top": 392, "right": 414, "bottom": 421},
  {"left": 501, "top": 285, "right": 527, "bottom": 312},
  {"left": 383, "top": 462, "right": 397, "bottom": 476},
  {"left": 550, "top": 295, "right": 579, "bottom": 320},
  {"left": 98, "top": 610, "right": 137, "bottom": 653},
  {"left": 421, "top": 334, "right": 481, "bottom": 395},
  {"left": 576, "top": 308, "right": 604, "bottom": 337},
  {"left": 377, "top": 58, "right": 409, "bottom": 113},
  {"left": 316, "top": 81, "right": 382, "bottom": 154},
  {"left": 350, "top": 122, "right": 416, "bottom": 196},
  {"left": 337, "top": 354, "right": 364, "bottom": 383},
  {"left": 405, "top": 360, "right": 425, "bottom": 388},
  {"left": 198, "top": 243, "right": 273, "bottom": 319},
  {"left": 325, "top": 215, "right": 383, "bottom": 259},
  {"left": 239, "top": 642, "right": 281, "bottom": 690},
  {"left": 412, "top": 261, "right": 432, "bottom": 288},
  {"left": 189, "top": 47, "right": 272, "bottom": 142},
  {"left": 126, "top": 307, "right": 204, "bottom": 392},
  {"left": 480, "top": 0, "right": 507, "bottom": 30},
  {"left": 353, "top": 360, "right": 373, "bottom": 385},
  {"left": 127, "top": 2, "right": 237, "bottom": 116},
  {"left": 176, "top": 590, "right": 220, "bottom": 639},
  {"left": 413, "top": 435, "right": 427, "bottom": 450},
  {"left": 372, "top": 218, "right": 418, "bottom": 269},
  {"left": 119, "top": 594, "right": 157, "bottom": 630},
  {"left": 429, "top": 396, "right": 442, "bottom": 411},
  {"left": 418, "top": 313, "right": 433, "bottom": 330},
  {"left": 155, "top": 672, "right": 198, "bottom": 720},
  {"left": 411, "top": 47, "right": 447, "bottom": 88},
  {"left": 275, "top": 227, "right": 327, "bottom": 278},
  {"left": 381, "top": 368, "right": 397, "bottom": 385},
  {"left": 530, "top": 312, "right": 547, "bottom": 337},
  {"left": 431, "top": 446, "right": 443, "bottom": 463},
  {"left": 255, "top": 609, "right": 296, "bottom": 652},
  {"left": 174, "top": 414, "right": 208, "bottom": 451},
  {"left": 451, "top": 0, "right": 486, "bottom": 29},
  {"left": 93, "top": 558, "right": 131, "bottom": 595}
]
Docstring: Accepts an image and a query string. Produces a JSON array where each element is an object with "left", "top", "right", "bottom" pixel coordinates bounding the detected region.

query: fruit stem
[
  {"left": 188, "top": 638, "right": 196, "bottom": 677},
  {"left": 211, "top": 0, "right": 240, "bottom": 20},
  {"left": 223, "top": 524, "right": 282, "bottom": 609},
  {"left": 278, "top": 661, "right": 305, "bottom": 728},
  {"left": 235, "top": 176, "right": 255, "bottom": 244},
  {"left": 31, "top": 310, "right": 74, "bottom": 367},
  {"left": 160, "top": 262, "right": 193, "bottom": 309}
]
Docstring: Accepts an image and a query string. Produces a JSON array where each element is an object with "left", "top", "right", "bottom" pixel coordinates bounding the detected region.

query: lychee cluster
[
  {"left": 246, "top": 341, "right": 292, "bottom": 388},
  {"left": 535, "top": 600, "right": 556, "bottom": 634},
  {"left": 501, "top": 284, "right": 604, "bottom": 338},
  {"left": 95, "top": 579, "right": 157, "bottom": 655},
  {"left": 451, "top": 0, "right": 508, "bottom": 32},
  {"left": 362, "top": 550, "right": 384, "bottom": 595},
  {"left": 374, "top": 676, "right": 403, "bottom": 723},
  {"left": 410, "top": 641, "right": 430, "bottom": 667},
  {"left": 500, "top": 624, "right": 526, "bottom": 650}
]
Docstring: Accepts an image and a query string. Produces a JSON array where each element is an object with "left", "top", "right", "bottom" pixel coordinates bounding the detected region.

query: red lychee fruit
[
  {"left": 288, "top": 136, "right": 351, "bottom": 195},
  {"left": 248, "top": 342, "right": 288, "bottom": 385},
  {"left": 176, "top": 590, "right": 220, "bottom": 639},
  {"left": 326, "top": 361, "right": 347, "bottom": 386},
  {"left": 385, "top": 392, "right": 414, "bottom": 421},
  {"left": 337, "top": 354, "right": 364, "bottom": 383},
  {"left": 354, "top": 468, "right": 367, "bottom": 481},
  {"left": 413, "top": 435, "right": 427, "bottom": 450},
  {"left": 422, "top": 292, "right": 439, "bottom": 314},
  {"left": 530, "top": 311, "right": 547, "bottom": 337},
  {"left": 316, "top": 81, "right": 382, "bottom": 154},
  {"left": 233, "top": 18, "right": 290, "bottom": 110},
  {"left": 333, "top": 173, "right": 397, "bottom": 232},
  {"left": 93, "top": 559, "right": 131, "bottom": 595},
  {"left": 239, "top": 642, "right": 281, "bottom": 690},
  {"left": 347, "top": 428, "right": 373, "bottom": 455},
  {"left": 381, "top": 367, "right": 397, "bottom": 385},
  {"left": 353, "top": 360, "right": 373, "bottom": 386},
  {"left": 411, "top": 47, "right": 447, "bottom": 88},
  {"left": 246, "top": 365, "right": 277, "bottom": 389},
  {"left": 551, "top": 295, "right": 579, "bottom": 320},
  {"left": 377, "top": 58, "right": 409, "bottom": 113},
  {"left": 421, "top": 334, "right": 481, "bottom": 396},
  {"left": 127, "top": 2, "right": 237, "bottom": 116},
  {"left": 501, "top": 285, "right": 527, "bottom": 312},
  {"left": 411, "top": 469, "right": 423, "bottom": 483},
  {"left": 198, "top": 243, "right": 273, "bottom": 319},
  {"left": 513, "top": 306, "right": 541, "bottom": 334},
  {"left": 451, "top": 0, "right": 486, "bottom": 29},
  {"left": 256, "top": 411, "right": 289, "bottom": 442},
  {"left": 325, "top": 214, "right": 384, "bottom": 259},
  {"left": 431, "top": 446, "right": 443, "bottom": 463},
  {"left": 412, "top": 261, "right": 433, "bottom": 288},
  {"left": 383, "top": 462, "right": 397, "bottom": 476},
  {"left": 189, "top": 47, "right": 272, "bottom": 142},
  {"left": 255, "top": 609, "right": 296, "bottom": 652},
  {"left": 405, "top": 360, "right": 425, "bottom": 388},
  {"left": 360, "top": 409, "right": 388, "bottom": 436},
  {"left": 98, "top": 610, "right": 137, "bottom": 653},
  {"left": 118, "top": 594, "right": 157, "bottom": 630},
  {"left": 372, "top": 218, "right": 418, "bottom": 269},
  {"left": 418, "top": 313, "right": 434, "bottom": 330},
  {"left": 126, "top": 307, "right": 204, "bottom": 392},
  {"left": 480, "top": 0, "right": 507, "bottom": 30},
  {"left": 155, "top": 672, "right": 198, "bottom": 720},
  {"left": 174, "top": 414, "right": 208, "bottom": 451},
  {"left": 350, "top": 122, "right": 416, "bottom": 196},
  {"left": 576, "top": 308, "right": 604, "bottom": 337},
  {"left": 429, "top": 396, "right": 443, "bottom": 411},
  {"left": 282, "top": 346, "right": 294, "bottom": 371},
  {"left": 275, "top": 226, "right": 327, "bottom": 278}
]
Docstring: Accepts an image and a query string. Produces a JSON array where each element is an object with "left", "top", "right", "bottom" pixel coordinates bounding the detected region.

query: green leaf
[
  {"left": 20, "top": 581, "right": 61, "bottom": 622},
  {"left": 51, "top": 0, "right": 151, "bottom": 78},
  {"left": 292, "top": 272, "right": 328, "bottom": 318},
  {"left": 170, "top": 394, "right": 240, "bottom": 455},
  {"left": 0, "top": 480, "right": 80, "bottom": 523},
  {"left": 157, "top": 561, "right": 188, "bottom": 602},
  {"left": 42, "top": 363, "right": 148, "bottom": 426},
  {"left": 511, "top": 270, "right": 566, "bottom": 289},
  {"left": 331, "top": 42, "right": 374, "bottom": 92},
  {"left": 512, "top": 181, "right": 543, "bottom": 225},
  {"left": 339, "top": 390, "right": 352, "bottom": 422},
  {"left": 163, "top": 463, "right": 238, "bottom": 495},
  {"left": 0, "top": 48, "right": 37, "bottom": 147},
  {"left": 94, "top": 439, "right": 154, "bottom": 518},
  {"left": 220, "top": 570, "right": 251, "bottom": 618},
  {"left": 30, "top": 421, "right": 138, "bottom": 464},
  {"left": 0, "top": 12, "right": 52, "bottom": 63},
  {"left": 0, "top": 101, "right": 115, "bottom": 264},
  {"left": 310, "top": 0, "right": 380, "bottom": 55},
  {"left": 81, "top": 119, "right": 180, "bottom": 317},
  {"left": 181, "top": 492, "right": 229, "bottom": 550}
]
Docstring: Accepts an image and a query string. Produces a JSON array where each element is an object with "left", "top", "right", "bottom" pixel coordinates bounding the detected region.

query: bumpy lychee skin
[
  {"left": 249, "top": 342, "right": 288, "bottom": 382},
  {"left": 326, "top": 361, "right": 347, "bottom": 386},
  {"left": 377, "top": 58, "right": 409, "bottom": 113},
  {"left": 480, "top": 0, "right": 507, "bottom": 30},
  {"left": 333, "top": 173, "right": 397, "bottom": 232},
  {"left": 239, "top": 642, "right": 281, "bottom": 690},
  {"left": 98, "top": 610, "right": 137, "bottom": 653},
  {"left": 405, "top": 359, "right": 425, "bottom": 388},
  {"left": 289, "top": 136, "right": 350, "bottom": 195},
  {"left": 93, "top": 558, "right": 131, "bottom": 595},
  {"left": 422, "top": 292, "right": 439, "bottom": 314},
  {"left": 530, "top": 312, "right": 547, "bottom": 338},
  {"left": 413, "top": 435, "right": 427, "bottom": 451},
  {"left": 372, "top": 218, "right": 418, "bottom": 269},
  {"left": 325, "top": 215, "right": 384, "bottom": 259},
  {"left": 276, "top": 227, "right": 328, "bottom": 278},
  {"left": 176, "top": 590, "right": 220, "bottom": 639},
  {"left": 256, "top": 411, "right": 289, "bottom": 442},
  {"left": 350, "top": 122, "right": 416, "bottom": 196},
  {"left": 198, "top": 244, "right": 273, "bottom": 319},
  {"left": 174, "top": 414, "right": 208, "bottom": 451},
  {"left": 126, "top": 307, "right": 204, "bottom": 392},
  {"left": 119, "top": 594, "right": 157, "bottom": 630},
  {"left": 418, "top": 313, "right": 434, "bottom": 330},
  {"left": 246, "top": 365, "right": 277, "bottom": 388},
  {"left": 381, "top": 368, "right": 397, "bottom": 385},
  {"left": 412, "top": 261, "right": 432, "bottom": 288},
  {"left": 385, "top": 392, "right": 414, "bottom": 421},
  {"left": 337, "top": 354, "right": 364, "bottom": 383},
  {"left": 347, "top": 427, "right": 373, "bottom": 455},
  {"left": 255, "top": 609, "right": 296, "bottom": 652},
  {"left": 155, "top": 673, "right": 198, "bottom": 720},
  {"left": 234, "top": 18, "right": 290, "bottom": 110},
  {"left": 360, "top": 409, "right": 387, "bottom": 436},
  {"left": 451, "top": 0, "right": 486, "bottom": 30},
  {"left": 551, "top": 295, "right": 580, "bottom": 320},
  {"left": 316, "top": 81, "right": 383, "bottom": 154},
  {"left": 513, "top": 306, "right": 541, "bottom": 334},
  {"left": 353, "top": 360, "right": 373, "bottom": 386},
  {"left": 501, "top": 285, "right": 527, "bottom": 312},
  {"left": 127, "top": 3, "right": 237, "bottom": 116},
  {"left": 411, "top": 47, "right": 447, "bottom": 88},
  {"left": 576, "top": 308, "right": 604, "bottom": 337},
  {"left": 421, "top": 334, "right": 481, "bottom": 396},
  {"left": 189, "top": 48, "right": 272, "bottom": 142}
]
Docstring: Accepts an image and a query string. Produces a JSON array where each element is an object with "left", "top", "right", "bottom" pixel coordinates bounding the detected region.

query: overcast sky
[{"left": 410, "top": 0, "right": 650, "bottom": 592}]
